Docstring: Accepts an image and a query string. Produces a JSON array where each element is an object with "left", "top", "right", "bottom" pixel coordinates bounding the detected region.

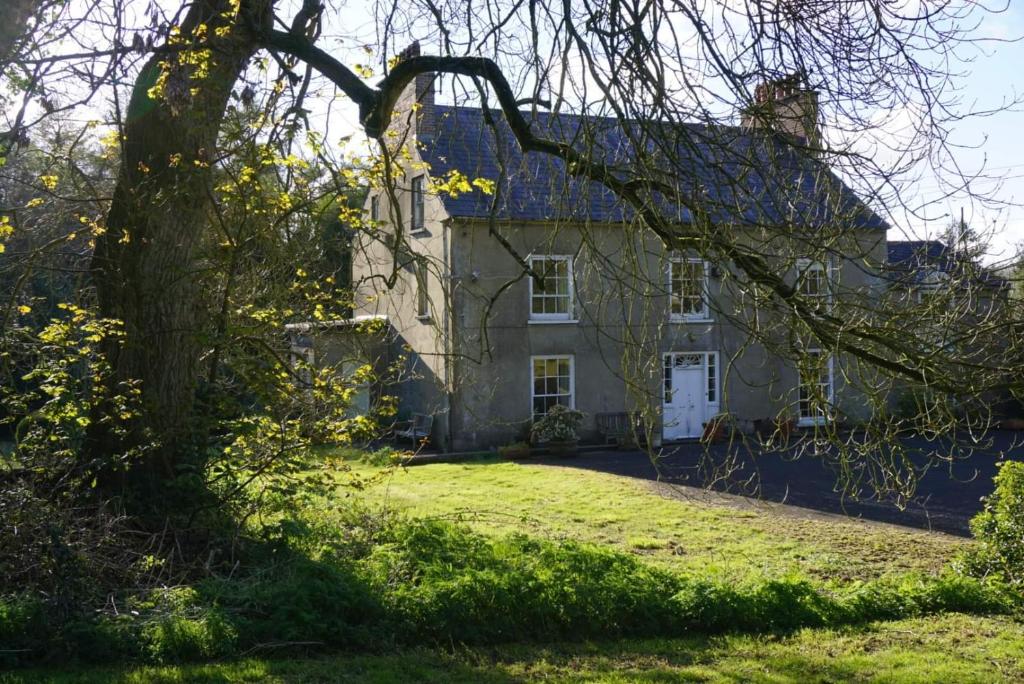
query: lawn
[
  {"left": 10, "top": 451, "right": 1021, "bottom": 683},
  {"left": 326, "top": 454, "right": 965, "bottom": 582},
  {"left": 10, "top": 614, "right": 1024, "bottom": 682}
]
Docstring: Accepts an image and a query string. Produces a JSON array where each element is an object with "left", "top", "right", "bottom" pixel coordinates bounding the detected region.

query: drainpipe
[{"left": 442, "top": 217, "right": 455, "bottom": 452}]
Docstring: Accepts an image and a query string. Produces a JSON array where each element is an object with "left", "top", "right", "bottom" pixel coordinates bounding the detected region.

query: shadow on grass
[{"left": 12, "top": 615, "right": 1023, "bottom": 683}]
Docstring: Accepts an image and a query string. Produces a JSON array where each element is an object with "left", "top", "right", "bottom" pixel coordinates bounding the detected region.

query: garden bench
[{"left": 596, "top": 412, "right": 644, "bottom": 446}]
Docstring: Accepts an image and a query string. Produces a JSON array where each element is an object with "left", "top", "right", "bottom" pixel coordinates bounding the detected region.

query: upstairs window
[
  {"left": 797, "top": 350, "right": 833, "bottom": 425},
  {"left": 796, "top": 258, "right": 831, "bottom": 308},
  {"left": 411, "top": 175, "right": 425, "bottom": 231},
  {"left": 529, "top": 255, "right": 574, "bottom": 321},
  {"left": 669, "top": 257, "right": 709, "bottom": 320}
]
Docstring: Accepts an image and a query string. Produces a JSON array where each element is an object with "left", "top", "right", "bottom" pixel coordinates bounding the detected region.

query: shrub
[
  {"left": 671, "top": 576, "right": 837, "bottom": 632},
  {"left": 140, "top": 588, "right": 237, "bottom": 663},
  {"left": 964, "top": 460, "right": 1024, "bottom": 588},
  {"left": 359, "top": 446, "right": 405, "bottom": 466},
  {"left": 530, "top": 404, "right": 585, "bottom": 443},
  {"left": 0, "top": 595, "right": 48, "bottom": 666}
]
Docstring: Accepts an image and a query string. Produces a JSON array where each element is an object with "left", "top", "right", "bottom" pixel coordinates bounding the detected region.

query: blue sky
[{"left": 893, "top": 2, "right": 1024, "bottom": 261}]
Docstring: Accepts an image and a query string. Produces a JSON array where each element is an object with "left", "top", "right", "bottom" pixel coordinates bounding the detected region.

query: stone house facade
[{"left": 314, "top": 69, "right": 895, "bottom": 451}]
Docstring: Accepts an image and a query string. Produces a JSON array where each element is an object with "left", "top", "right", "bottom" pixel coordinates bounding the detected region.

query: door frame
[{"left": 662, "top": 351, "right": 719, "bottom": 440}]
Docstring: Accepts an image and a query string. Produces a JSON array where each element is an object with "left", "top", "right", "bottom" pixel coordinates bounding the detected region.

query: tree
[{"left": 2, "top": 0, "right": 1021, "bottom": 519}]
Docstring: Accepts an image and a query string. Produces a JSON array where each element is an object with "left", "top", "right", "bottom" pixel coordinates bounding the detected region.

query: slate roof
[
  {"left": 887, "top": 240, "right": 1006, "bottom": 289},
  {"left": 887, "top": 240, "right": 950, "bottom": 270},
  {"left": 417, "top": 105, "right": 888, "bottom": 231}
]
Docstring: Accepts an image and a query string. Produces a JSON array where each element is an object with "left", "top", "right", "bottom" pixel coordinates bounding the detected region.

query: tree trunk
[
  {"left": 87, "top": 0, "right": 266, "bottom": 506},
  {"left": 0, "top": 0, "right": 41, "bottom": 73}
]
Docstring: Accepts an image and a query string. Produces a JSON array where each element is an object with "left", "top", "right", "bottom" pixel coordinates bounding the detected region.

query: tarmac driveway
[{"left": 535, "top": 431, "right": 1024, "bottom": 536}]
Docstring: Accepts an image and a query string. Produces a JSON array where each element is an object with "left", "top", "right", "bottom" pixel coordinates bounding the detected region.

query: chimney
[
  {"left": 741, "top": 74, "right": 820, "bottom": 149},
  {"left": 387, "top": 42, "right": 436, "bottom": 140}
]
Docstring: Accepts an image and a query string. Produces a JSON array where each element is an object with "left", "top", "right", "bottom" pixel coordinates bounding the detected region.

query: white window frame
[
  {"left": 668, "top": 257, "right": 711, "bottom": 322},
  {"left": 530, "top": 355, "right": 576, "bottom": 418},
  {"left": 411, "top": 175, "right": 425, "bottom": 231},
  {"left": 797, "top": 350, "right": 833, "bottom": 426},
  {"left": 662, "top": 351, "right": 720, "bottom": 412},
  {"left": 796, "top": 258, "right": 833, "bottom": 308},
  {"left": 528, "top": 255, "right": 575, "bottom": 322}
]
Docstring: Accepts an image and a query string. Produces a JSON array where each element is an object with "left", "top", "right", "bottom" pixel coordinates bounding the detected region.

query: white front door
[{"left": 663, "top": 353, "right": 708, "bottom": 440}]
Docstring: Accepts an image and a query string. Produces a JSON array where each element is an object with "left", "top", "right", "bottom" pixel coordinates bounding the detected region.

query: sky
[{"left": 892, "top": 2, "right": 1024, "bottom": 262}]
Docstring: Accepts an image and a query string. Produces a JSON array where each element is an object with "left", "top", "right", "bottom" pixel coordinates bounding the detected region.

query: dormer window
[
  {"left": 669, "top": 257, "right": 709, "bottom": 321},
  {"left": 411, "top": 175, "right": 425, "bottom": 231}
]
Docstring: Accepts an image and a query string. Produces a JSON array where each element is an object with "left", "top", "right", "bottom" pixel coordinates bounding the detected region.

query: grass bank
[{"left": 327, "top": 454, "right": 965, "bottom": 581}]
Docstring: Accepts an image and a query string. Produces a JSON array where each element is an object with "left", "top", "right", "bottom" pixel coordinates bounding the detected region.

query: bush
[
  {"left": 530, "top": 404, "right": 585, "bottom": 443},
  {"left": 964, "top": 460, "right": 1024, "bottom": 589},
  {"left": 140, "top": 588, "right": 237, "bottom": 663}
]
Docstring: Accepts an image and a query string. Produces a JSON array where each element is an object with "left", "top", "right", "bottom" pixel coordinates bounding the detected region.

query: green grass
[
  {"left": 325, "top": 455, "right": 965, "bottom": 581},
  {"left": 10, "top": 451, "right": 1014, "bottom": 681},
  {"left": 10, "top": 613, "right": 1024, "bottom": 682}
]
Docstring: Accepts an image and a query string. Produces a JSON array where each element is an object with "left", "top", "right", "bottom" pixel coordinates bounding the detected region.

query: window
[
  {"left": 415, "top": 261, "right": 429, "bottom": 318},
  {"left": 411, "top": 175, "right": 425, "bottom": 231},
  {"left": 669, "top": 257, "right": 709, "bottom": 320},
  {"left": 796, "top": 259, "right": 831, "bottom": 307},
  {"left": 529, "top": 255, "right": 574, "bottom": 320},
  {"left": 797, "top": 350, "right": 833, "bottom": 424},
  {"left": 370, "top": 194, "right": 380, "bottom": 222},
  {"left": 531, "top": 356, "right": 574, "bottom": 417}
]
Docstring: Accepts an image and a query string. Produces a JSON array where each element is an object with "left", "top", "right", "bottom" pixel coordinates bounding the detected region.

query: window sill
[
  {"left": 669, "top": 317, "right": 713, "bottom": 324},
  {"left": 528, "top": 319, "right": 579, "bottom": 325},
  {"left": 410, "top": 228, "right": 429, "bottom": 237},
  {"left": 797, "top": 417, "right": 829, "bottom": 427},
  {"left": 415, "top": 314, "right": 431, "bottom": 322}
]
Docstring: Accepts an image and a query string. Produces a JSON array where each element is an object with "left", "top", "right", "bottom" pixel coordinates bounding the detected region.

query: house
[
  {"left": 307, "top": 57, "right": 896, "bottom": 451},
  {"left": 886, "top": 239, "right": 1007, "bottom": 304}
]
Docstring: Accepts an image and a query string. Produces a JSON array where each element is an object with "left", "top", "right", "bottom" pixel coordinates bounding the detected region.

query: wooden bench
[{"left": 596, "top": 412, "right": 644, "bottom": 446}]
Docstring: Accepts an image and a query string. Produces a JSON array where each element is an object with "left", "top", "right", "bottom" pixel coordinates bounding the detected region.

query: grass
[
  {"left": 326, "top": 454, "right": 965, "bottom": 581},
  {"left": 9, "top": 614, "right": 1024, "bottom": 682},
  {"left": 11, "top": 450, "right": 1017, "bottom": 681}
]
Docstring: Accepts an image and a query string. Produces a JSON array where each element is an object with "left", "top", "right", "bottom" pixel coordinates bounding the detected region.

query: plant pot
[{"left": 544, "top": 440, "right": 578, "bottom": 457}]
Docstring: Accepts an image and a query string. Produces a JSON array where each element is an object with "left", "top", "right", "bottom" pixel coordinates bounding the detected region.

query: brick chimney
[
  {"left": 741, "top": 74, "right": 820, "bottom": 148},
  {"left": 387, "top": 42, "right": 436, "bottom": 140}
]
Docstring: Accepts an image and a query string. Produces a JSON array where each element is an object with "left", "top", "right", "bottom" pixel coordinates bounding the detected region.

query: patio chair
[{"left": 394, "top": 413, "right": 434, "bottom": 448}]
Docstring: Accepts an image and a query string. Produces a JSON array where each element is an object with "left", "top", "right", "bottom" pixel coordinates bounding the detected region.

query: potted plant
[
  {"left": 701, "top": 413, "right": 731, "bottom": 444},
  {"left": 773, "top": 410, "right": 797, "bottom": 442},
  {"left": 498, "top": 441, "right": 532, "bottom": 460},
  {"left": 531, "top": 404, "right": 585, "bottom": 457}
]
